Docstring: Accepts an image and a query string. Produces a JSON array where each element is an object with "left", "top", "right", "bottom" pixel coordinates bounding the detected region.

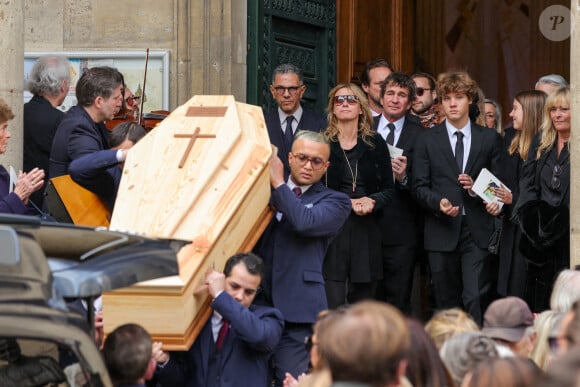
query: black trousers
[
  {"left": 325, "top": 280, "right": 377, "bottom": 309},
  {"left": 377, "top": 243, "right": 417, "bottom": 315},
  {"left": 427, "top": 218, "right": 492, "bottom": 325}
]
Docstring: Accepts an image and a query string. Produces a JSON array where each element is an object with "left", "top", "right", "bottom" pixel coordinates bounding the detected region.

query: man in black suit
[
  {"left": 373, "top": 72, "right": 423, "bottom": 315},
  {"left": 264, "top": 64, "right": 327, "bottom": 178},
  {"left": 24, "top": 55, "right": 71, "bottom": 209},
  {"left": 412, "top": 71, "right": 502, "bottom": 324}
]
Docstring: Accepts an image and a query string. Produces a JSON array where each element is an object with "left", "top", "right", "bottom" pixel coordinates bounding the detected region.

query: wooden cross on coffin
[{"left": 173, "top": 106, "right": 227, "bottom": 168}]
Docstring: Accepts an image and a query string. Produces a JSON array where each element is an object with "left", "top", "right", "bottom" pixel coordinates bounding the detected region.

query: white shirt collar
[
  {"left": 287, "top": 176, "right": 312, "bottom": 195},
  {"left": 278, "top": 105, "right": 304, "bottom": 127},
  {"left": 378, "top": 115, "right": 406, "bottom": 142},
  {"left": 445, "top": 119, "right": 471, "bottom": 141}
]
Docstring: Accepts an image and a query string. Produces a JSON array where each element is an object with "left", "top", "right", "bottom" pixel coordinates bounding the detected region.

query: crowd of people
[{"left": 0, "top": 55, "right": 577, "bottom": 386}]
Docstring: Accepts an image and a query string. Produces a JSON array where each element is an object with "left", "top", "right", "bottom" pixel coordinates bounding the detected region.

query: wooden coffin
[{"left": 102, "top": 95, "right": 272, "bottom": 350}]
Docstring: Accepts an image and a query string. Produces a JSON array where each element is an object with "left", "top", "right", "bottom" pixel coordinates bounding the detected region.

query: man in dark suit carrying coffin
[
  {"left": 255, "top": 130, "right": 351, "bottom": 386},
  {"left": 264, "top": 64, "right": 327, "bottom": 179},
  {"left": 153, "top": 253, "right": 284, "bottom": 387},
  {"left": 412, "top": 71, "right": 502, "bottom": 324}
]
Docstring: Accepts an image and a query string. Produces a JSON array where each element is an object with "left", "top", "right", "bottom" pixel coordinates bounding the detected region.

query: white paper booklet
[
  {"left": 387, "top": 144, "right": 403, "bottom": 159},
  {"left": 472, "top": 168, "right": 511, "bottom": 210}
]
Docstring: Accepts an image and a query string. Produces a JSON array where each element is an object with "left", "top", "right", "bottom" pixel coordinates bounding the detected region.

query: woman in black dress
[
  {"left": 516, "top": 86, "right": 571, "bottom": 311},
  {"left": 495, "top": 90, "right": 546, "bottom": 299},
  {"left": 322, "top": 83, "right": 394, "bottom": 308}
]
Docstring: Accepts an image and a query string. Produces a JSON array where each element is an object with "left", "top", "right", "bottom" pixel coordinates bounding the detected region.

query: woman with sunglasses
[
  {"left": 322, "top": 83, "right": 394, "bottom": 309},
  {"left": 494, "top": 90, "right": 545, "bottom": 302},
  {"left": 516, "top": 86, "right": 570, "bottom": 312}
]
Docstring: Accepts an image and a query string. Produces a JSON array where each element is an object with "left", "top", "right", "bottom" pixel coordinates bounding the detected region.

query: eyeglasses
[
  {"left": 304, "top": 335, "right": 318, "bottom": 352},
  {"left": 415, "top": 87, "right": 432, "bottom": 97},
  {"left": 125, "top": 96, "right": 140, "bottom": 104},
  {"left": 291, "top": 152, "right": 326, "bottom": 170},
  {"left": 273, "top": 86, "right": 302, "bottom": 95},
  {"left": 551, "top": 164, "right": 562, "bottom": 190},
  {"left": 333, "top": 95, "right": 359, "bottom": 105}
]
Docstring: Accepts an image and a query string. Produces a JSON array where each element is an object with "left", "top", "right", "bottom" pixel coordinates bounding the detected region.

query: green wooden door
[{"left": 247, "top": 0, "right": 336, "bottom": 116}]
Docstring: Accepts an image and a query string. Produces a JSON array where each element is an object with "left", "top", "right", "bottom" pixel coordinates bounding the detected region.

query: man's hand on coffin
[
  {"left": 205, "top": 269, "right": 226, "bottom": 299},
  {"left": 152, "top": 341, "right": 169, "bottom": 365},
  {"left": 269, "top": 145, "right": 285, "bottom": 188}
]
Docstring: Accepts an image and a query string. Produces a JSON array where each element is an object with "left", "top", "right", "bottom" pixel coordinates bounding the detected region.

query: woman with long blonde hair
[
  {"left": 495, "top": 90, "right": 546, "bottom": 301},
  {"left": 322, "top": 83, "right": 394, "bottom": 308},
  {"left": 516, "top": 86, "right": 571, "bottom": 312}
]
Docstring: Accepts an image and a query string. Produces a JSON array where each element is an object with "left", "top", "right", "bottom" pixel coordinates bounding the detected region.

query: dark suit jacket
[
  {"left": 156, "top": 292, "right": 284, "bottom": 387},
  {"left": 0, "top": 165, "right": 28, "bottom": 214},
  {"left": 68, "top": 149, "right": 122, "bottom": 210},
  {"left": 413, "top": 122, "right": 502, "bottom": 251},
  {"left": 24, "top": 95, "right": 65, "bottom": 207},
  {"left": 264, "top": 108, "right": 327, "bottom": 178},
  {"left": 49, "top": 105, "right": 110, "bottom": 179},
  {"left": 256, "top": 182, "right": 351, "bottom": 323},
  {"left": 373, "top": 115, "right": 424, "bottom": 244}
]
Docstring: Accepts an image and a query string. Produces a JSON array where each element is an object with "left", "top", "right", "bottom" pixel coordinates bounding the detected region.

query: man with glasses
[
  {"left": 410, "top": 72, "right": 438, "bottom": 128},
  {"left": 265, "top": 64, "right": 327, "bottom": 179},
  {"left": 372, "top": 72, "right": 424, "bottom": 315},
  {"left": 255, "top": 130, "right": 351, "bottom": 386}
]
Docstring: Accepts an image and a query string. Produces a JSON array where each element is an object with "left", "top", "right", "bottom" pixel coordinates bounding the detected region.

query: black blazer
[
  {"left": 412, "top": 122, "right": 502, "bottom": 251},
  {"left": 24, "top": 95, "right": 65, "bottom": 207},
  {"left": 518, "top": 133, "right": 570, "bottom": 209},
  {"left": 325, "top": 133, "right": 394, "bottom": 211},
  {"left": 264, "top": 108, "right": 327, "bottom": 178},
  {"left": 373, "top": 115, "right": 424, "bottom": 244}
]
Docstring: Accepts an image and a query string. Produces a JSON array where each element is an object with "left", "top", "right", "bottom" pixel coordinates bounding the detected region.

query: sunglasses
[
  {"left": 291, "top": 153, "right": 326, "bottom": 170},
  {"left": 415, "top": 87, "right": 432, "bottom": 97},
  {"left": 551, "top": 164, "right": 562, "bottom": 190},
  {"left": 333, "top": 95, "right": 359, "bottom": 105}
]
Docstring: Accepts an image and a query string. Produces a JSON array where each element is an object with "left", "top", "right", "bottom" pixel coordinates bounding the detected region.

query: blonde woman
[
  {"left": 425, "top": 307, "right": 480, "bottom": 350},
  {"left": 322, "top": 83, "right": 394, "bottom": 308},
  {"left": 517, "top": 86, "right": 571, "bottom": 312}
]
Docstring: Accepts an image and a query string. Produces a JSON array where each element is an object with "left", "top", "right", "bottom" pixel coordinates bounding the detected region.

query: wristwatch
[{"left": 400, "top": 175, "right": 408, "bottom": 185}]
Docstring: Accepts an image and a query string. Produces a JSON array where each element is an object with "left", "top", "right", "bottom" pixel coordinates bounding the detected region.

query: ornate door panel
[{"left": 247, "top": 0, "right": 336, "bottom": 115}]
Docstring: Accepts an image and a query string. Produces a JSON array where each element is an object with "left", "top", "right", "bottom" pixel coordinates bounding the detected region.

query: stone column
[
  {"left": 0, "top": 0, "right": 24, "bottom": 170},
  {"left": 570, "top": 1, "right": 579, "bottom": 268}
]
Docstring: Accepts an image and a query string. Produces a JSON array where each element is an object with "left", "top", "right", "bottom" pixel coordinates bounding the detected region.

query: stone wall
[{"left": 24, "top": 0, "right": 247, "bottom": 108}]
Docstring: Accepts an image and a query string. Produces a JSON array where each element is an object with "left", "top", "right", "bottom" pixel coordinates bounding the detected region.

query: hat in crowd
[{"left": 482, "top": 297, "right": 533, "bottom": 343}]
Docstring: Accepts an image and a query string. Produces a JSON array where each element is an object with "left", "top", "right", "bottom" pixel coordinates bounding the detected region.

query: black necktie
[
  {"left": 454, "top": 131, "right": 464, "bottom": 172},
  {"left": 284, "top": 115, "right": 295, "bottom": 151},
  {"left": 386, "top": 123, "right": 395, "bottom": 145}
]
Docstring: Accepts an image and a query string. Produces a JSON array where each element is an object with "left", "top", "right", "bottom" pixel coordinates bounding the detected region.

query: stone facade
[{"left": 0, "top": 0, "right": 247, "bottom": 169}]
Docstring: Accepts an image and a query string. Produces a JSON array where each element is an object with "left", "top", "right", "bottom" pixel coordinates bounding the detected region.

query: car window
[{"left": 0, "top": 337, "right": 101, "bottom": 387}]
